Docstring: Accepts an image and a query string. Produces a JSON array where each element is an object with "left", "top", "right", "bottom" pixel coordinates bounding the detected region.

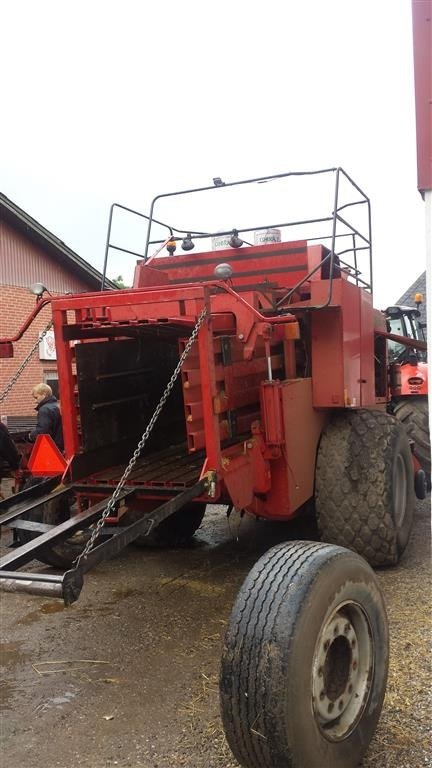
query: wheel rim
[
  {"left": 312, "top": 601, "right": 373, "bottom": 740},
  {"left": 393, "top": 453, "right": 407, "bottom": 528}
]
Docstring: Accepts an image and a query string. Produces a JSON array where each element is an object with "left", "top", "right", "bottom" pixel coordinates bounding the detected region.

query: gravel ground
[{"left": 0, "top": 497, "right": 430, "bottom": 768}]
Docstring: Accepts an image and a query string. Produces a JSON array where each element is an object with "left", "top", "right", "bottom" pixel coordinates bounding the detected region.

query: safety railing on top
[{"left": 101, "top": 168, "right": 372, "bottom": 310}]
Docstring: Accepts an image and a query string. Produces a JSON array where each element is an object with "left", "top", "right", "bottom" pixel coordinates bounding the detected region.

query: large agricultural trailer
[{"left": 0, "top": 168, "right": 428, "bottom": 768}]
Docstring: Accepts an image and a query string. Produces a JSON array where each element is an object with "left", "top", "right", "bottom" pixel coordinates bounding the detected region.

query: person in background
[
  {"left": 29, "top": 383, "right": 64, "bottom": 452},
  {"left": 0, "top": 422, "right": 21, "bottom": 470}
]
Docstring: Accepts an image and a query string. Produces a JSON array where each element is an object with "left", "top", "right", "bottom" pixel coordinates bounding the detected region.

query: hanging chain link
[
  {"left": 74, "top": 306, "right": 208, "bottom": 567},
  {"left": 0, "top": 322, "right": 53, "bottom": 404}
]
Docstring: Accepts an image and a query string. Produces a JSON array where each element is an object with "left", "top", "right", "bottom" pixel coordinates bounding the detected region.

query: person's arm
[{"left": 28, "top": 408, "right": 53, "bottom": 441}]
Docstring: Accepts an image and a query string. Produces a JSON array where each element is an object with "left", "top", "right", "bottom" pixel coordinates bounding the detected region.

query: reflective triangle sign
[{"left": 27, "top": 435, "right": 67, "bottom": 476}]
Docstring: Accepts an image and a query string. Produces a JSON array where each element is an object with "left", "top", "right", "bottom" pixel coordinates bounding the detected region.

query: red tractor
[
  {"left": 385, "top": 300, "right": 430, "bottom": 485},
  {"left": 0, "top": 168, "right": 426, "bottom": 768}
]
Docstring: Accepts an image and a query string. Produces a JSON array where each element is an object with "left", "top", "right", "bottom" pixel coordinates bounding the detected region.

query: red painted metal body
[
  {"left": 36, "top": 235, "right": 387, "bottom": 522},
  {"left": 400, "top": 361, "right": 428, "bottom": 397}
]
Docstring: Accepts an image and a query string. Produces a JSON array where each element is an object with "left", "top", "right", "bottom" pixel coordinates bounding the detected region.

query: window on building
[{"left": 44, "top": 371, "right": 59, "bottom": 398}]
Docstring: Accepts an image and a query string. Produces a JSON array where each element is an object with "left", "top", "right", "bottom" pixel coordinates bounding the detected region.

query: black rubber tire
[
  {"left": 220, "top": 541, "right": 389, "bottom": 768},
  {"left": 17, "top": 480, "right": 86, "bottom": 569},
  {"left": 392, "top": 397, "right": 430, "bottom": 481},
  {"left": 128, "top": 503, "right": 206, "bottom": 547},
  {"left": 414, "top": 469, "right": 427, "bottom": 500},
  {"left": 315, "top": 410, "right": 414, "bottom": 566}
]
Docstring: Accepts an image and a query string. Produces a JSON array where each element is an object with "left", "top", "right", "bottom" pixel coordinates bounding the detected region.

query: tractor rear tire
[
  {"left": 220, "top": 541, "right": 388, "bottom": 768},
  {"left": 315, "top": 410, "right": 414, "bottom": 566},
  {"left": 128, "top": 503, "right": 207, "bottom": 547},
  {"left": 392, "top": 397, "right": 430, "bottom": 483}
]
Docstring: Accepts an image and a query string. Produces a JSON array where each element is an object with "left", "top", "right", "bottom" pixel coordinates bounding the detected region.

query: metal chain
[
  {"left": 74, "top": 306, "right": 208, "bottom": 566},
  {"left": 0, "top": 322, "right": 53, "bottom": 404}
]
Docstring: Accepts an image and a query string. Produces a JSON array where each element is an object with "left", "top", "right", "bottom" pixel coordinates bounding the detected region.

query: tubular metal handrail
[
  {"left": 101, "top": 203, "right": 174, "bottom": 290},
  {"left": 102, "top": 168, "right": 372, "bottom": 308}
]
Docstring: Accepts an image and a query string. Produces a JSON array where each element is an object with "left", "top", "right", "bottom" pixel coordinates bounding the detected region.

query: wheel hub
[{"left": 312, "top": 604, "right": 373, "bottom": 740}]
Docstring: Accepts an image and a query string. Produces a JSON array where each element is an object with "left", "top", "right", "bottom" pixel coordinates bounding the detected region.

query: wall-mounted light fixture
[{"left": 28, "top": 283, "right": 52, "bottom": 301}]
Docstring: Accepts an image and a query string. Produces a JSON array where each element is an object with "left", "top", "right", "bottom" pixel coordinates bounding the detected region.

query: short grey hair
[{"left": 32, "top": 383, "right": 52, "bottom": 398}]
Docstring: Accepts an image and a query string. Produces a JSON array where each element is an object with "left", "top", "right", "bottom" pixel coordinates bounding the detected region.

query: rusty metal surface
[{"left": 83, "top": 443, "right": 204, "bottom": 489}]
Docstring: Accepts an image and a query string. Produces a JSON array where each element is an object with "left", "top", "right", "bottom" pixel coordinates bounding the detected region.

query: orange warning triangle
[{"left": 27, "top": 435, "right": 67, "bottom": 476}]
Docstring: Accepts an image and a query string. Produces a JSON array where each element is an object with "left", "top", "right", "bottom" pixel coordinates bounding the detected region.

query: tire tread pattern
[
  {"left": 315, "top": 409, "right": 413, "bottom": 566},
  {"left": 221, "top": 540, "right": 334, "bottom": 768},
  {"left": 393, "top": 397, "right": 430, "bottom": 475}
]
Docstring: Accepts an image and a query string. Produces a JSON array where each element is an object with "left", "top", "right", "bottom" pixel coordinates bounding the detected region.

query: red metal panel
[
  {"left": 220, "top": 379, "right": 325, "bottom": 518},
  {"left": 135, "top": 241, "right": 309, "bottom": 290},
  {"left": 260, "top": 382, "right": 284, "bottom": 445},
  {"left": 220, "top": 452, "right": 256, "bottom": 509},
  {"left": 196, "top": 308, "right": 220, "bottom": 469},
  {"left": 183, "top": 355, "right": 284, "bottom": 388},
  {"left": 311, "top": 305, "right": 344, "bottom": 407},
  {"left": 310, "top": 280, "right": 362, "bottom": 408},
  {"left": 53, "top": 285, "right": 207, "bottom": 312},
  {"left": 237, "top": 379, "right": 325, "bottom": 519},
  {"left": 279, "top": 378, "right": 326, "bottom": 513},
  {"left": 412, "top": 0, "right": 432, "bottom": 193},
  {"left": 340, "top": 281, "right": 361, "bottom": 408},
  {"left": 400, "top": 360, "right": 428, "bottom": 395},
  {"left": 52, "top": 306, "right": 80, "bottom": 458},
  {"left": 359, "top": 290, "right": 376, "bottom": 405},
  {"left": 181, "top": 340, "right": 205, "bottom": 452},
  {"left": 220, "top": 433, "right": 271, "bottom": 510}
]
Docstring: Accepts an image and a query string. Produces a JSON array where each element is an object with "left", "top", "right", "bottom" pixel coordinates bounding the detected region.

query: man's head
[{"left": 32, "top": 383, "right": 52, "bottom": 404}]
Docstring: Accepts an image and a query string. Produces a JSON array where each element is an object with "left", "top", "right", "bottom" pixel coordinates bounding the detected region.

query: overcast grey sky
[{"left": 1, "top": 0, "right": 427, "bottom": 309}]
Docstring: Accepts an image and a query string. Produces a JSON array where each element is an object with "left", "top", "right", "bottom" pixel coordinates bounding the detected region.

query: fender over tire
[
  {"left": 315, "top": 410, "right": 414, "bottom": 566},
  {"left": 220, "top": 541, "right": 389, "bottom": 768}
]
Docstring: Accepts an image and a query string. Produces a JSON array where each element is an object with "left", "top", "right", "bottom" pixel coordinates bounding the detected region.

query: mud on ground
[{"left": 0, "top": 499, "right": 431, "bottom": 768}]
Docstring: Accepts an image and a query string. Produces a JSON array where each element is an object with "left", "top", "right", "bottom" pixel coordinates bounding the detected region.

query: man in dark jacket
[
  {"left": 29, "top": 383, "right": 64, "bottom": 452},
  {"left": 0, "top": 422, "right": 21, "bottom": 470}
]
